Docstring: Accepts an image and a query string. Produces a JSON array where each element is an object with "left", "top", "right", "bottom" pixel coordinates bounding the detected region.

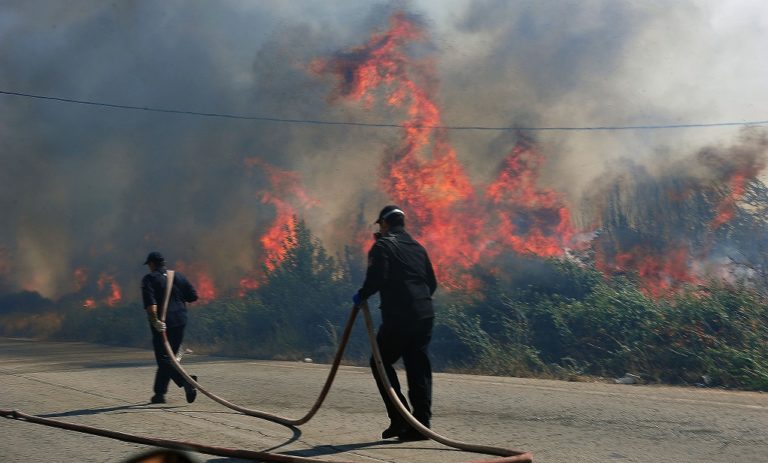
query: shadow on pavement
[
  {"left": 39, "top": 403, "right": 184, "bottom": 417},
  {"left": 260, "top": 425, "right": 302, "bottom": 452},
  {"left": 281, "top": 439, "right": 402, "bottom": 458}
]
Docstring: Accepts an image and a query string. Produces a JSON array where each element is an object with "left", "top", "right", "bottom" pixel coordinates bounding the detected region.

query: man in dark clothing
[
  {"left": 353, "top": 205, "right": 437, "bottom": 441},
  {"left": 141, "top": 251, "right": 199, "bottom": 404}
]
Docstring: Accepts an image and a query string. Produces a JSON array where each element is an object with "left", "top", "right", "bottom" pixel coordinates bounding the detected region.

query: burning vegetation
[
  {"left": 0, "top": 11, "right": 764, "bottom": 306},
  {"left": 590, "top": 131, "right": 768, "bottom": 296},
  {"left": 313, "top": 12, "right": 576, "bottom": 290},
  {"left": 1, "top": 9, "right": 768, "bottom": 390},
  {"left": 311, "top": 12, "right": 768, "bottom": 298}
]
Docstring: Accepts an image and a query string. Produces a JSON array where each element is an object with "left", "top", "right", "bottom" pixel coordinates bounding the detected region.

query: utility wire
[{"left": 2, "top": 89, "right": 767, "bottom": 132}]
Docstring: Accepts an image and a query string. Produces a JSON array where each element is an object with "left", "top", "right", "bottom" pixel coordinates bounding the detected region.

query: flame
[
  {"left": 11, "top": 12, "right": 767, "bottom": 306},
  {"left": 96, "top": 273, "right": 122, "bottom": 306},
  {"left": 246, "top": 158, "right": 317, "bottom": 274},
  {"left": 311, "top": 12, "right": 425, "bottom": 106},
  {"left": 259, "top": 197, "right": 297, "bottom": 273},
  {"left": 174, "top": 261, "right": 216, "bottom": 304},
  {"left": 711, "top": 172, "right": 747, "bottom": 229},
  {"left": 595, "top": 244, "right": 701, "bottom": 297},
  {"left": 194, "top": 272, "right": 216, "bottom": 303},
  {"left": 486, "top": 143, "right": 575, "bottom": 257},
  {"left": 705, "top": 141, "right": 767, "bottom": 230},
  {"left": 591, "top": 139, "right": 768, "bottom": 295},
  {"left": 315, "top": 11, "right": 575, "bottom": 289},
  {"left": 238, "top": 276, "right": 260, "bottom": 297}
]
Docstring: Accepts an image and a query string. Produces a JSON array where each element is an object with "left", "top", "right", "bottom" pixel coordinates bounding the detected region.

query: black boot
[
  {"left": 398, "top": 417, "right": 429, "bottom": 442},
  {"left": 184, "top": 375, "right": 198, "bottom": 403},
  {"left": 397, "top": 427, "right": 429, "bottom": 442},
  {"left": 381, "top": 420, "right": 409, "bottom": 439}
]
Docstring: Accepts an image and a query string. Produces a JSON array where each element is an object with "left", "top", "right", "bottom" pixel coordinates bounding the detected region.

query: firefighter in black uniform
[
  {"left": 141, "top": 251, "right": 199, "bottom": 404},
  {"left": 353, "top": 206, "right": 437, "bottom": 441}
]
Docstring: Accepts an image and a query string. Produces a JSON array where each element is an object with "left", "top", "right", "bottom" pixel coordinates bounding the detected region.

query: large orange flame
[
  {"left": 315, "top": 12, "right": 575, "bottom": 289},
  {"left": 486, "top": 143, "right": 575, "bottom": 258}
]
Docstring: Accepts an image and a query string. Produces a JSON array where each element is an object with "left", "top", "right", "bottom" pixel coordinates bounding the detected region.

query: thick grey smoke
[
  {"left": 0, "top": 0, "right": 765, "bottom": 300},
  {"left": 0, "top": 0, "right": 397, "bottom": 299}
]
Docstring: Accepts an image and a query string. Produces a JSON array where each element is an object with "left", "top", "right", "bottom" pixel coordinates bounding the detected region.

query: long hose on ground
[
  {"left": 362, "top": 304, "right": 532, "bottom": 463},
  {"left": 0, "top": 408, "right": 356, "bottom": 463},
  {"left": 156, "top": 272, "right": 359, "bottom": 427},
  {"left": 1, "top": 271, "right": 533, "bottom": 463}
]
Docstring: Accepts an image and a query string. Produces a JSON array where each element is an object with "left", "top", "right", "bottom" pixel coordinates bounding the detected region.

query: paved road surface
[{"left": 1, "top": 337, "right": 766, "bottom": 463}]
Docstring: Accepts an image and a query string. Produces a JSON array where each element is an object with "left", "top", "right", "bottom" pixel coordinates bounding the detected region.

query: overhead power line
[{"left": 1, "top": 89, "right": 767, "bottom": 132}]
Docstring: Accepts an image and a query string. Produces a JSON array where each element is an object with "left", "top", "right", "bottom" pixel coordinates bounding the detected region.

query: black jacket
[
  {"left": 358, "top": 227, "right": 437, "bottom": 324},
  {"left": 141, "top": 267, "right": 198, "bottom": 328}
]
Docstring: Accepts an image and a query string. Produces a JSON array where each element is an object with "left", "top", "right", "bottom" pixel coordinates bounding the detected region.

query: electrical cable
[{"left": 1, "top": 89, "right": 766, "bottom": 132}]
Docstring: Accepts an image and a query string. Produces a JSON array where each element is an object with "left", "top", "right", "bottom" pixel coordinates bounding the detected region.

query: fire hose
[{"left": 1, "top": 270, "right": 533, "bottom": 463}]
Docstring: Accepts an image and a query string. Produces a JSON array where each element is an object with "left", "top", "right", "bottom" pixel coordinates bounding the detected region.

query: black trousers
[
  {"left": 151, "top": 324, "right": 188, "bottom": 395},
  {"left": 369, "top": 317, "right": 433, "bottom": 428}
]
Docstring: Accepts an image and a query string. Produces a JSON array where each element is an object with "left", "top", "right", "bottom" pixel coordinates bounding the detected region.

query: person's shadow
[
  {"left": 37, "top": 403, "right": 172, "bottom": 418},
  {"left": 41, "top": 405, "right": 307, "bottom": 462},
  {"left": 279, "top": 439, "right": 403, "bottom": 458},
  {"left": 40, "top": 406, "right": 420, "bottom": 462},
  {"left": 205, "top": 435, "right": 397, "bottom": 462}
]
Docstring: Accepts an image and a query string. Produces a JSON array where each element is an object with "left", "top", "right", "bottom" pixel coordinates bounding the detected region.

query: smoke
[
  {"left": 0, "top": 1, "right": 766, "bottom": 301},
  {"left": 438, "top": 0, "right": 768, "bottom": 198},
  {"left": 584, "top": 130, "right": 768, "bottom": 295},
  {"left": 0, "top": 0, "right": 391, "bottom": 299}
]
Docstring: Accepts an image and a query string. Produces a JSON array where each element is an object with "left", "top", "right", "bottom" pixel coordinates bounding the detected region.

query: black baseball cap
[
  {"left": 375, "top": 205, "right": 405, "bottom": 224},
  {"left": 143, "top": 251, "right": 165, "bottom": 265}
]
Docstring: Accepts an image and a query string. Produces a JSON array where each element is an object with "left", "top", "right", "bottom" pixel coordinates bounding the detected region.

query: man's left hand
[
  {"left": 152, "top": 319, "right": 167, "bottom": 332},
  {"left": 352, "top": 292, "right": 362, "bottom": 307}
]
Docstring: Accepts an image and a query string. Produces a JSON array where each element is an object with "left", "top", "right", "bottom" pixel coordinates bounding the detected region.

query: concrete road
[{"left": 1, "top": 337, "right": 766, "bottom": 463}]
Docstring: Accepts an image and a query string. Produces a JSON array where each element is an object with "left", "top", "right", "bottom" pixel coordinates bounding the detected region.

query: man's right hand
[{"left": 151, "top": 318, "right": 167, "bottom": 332}]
